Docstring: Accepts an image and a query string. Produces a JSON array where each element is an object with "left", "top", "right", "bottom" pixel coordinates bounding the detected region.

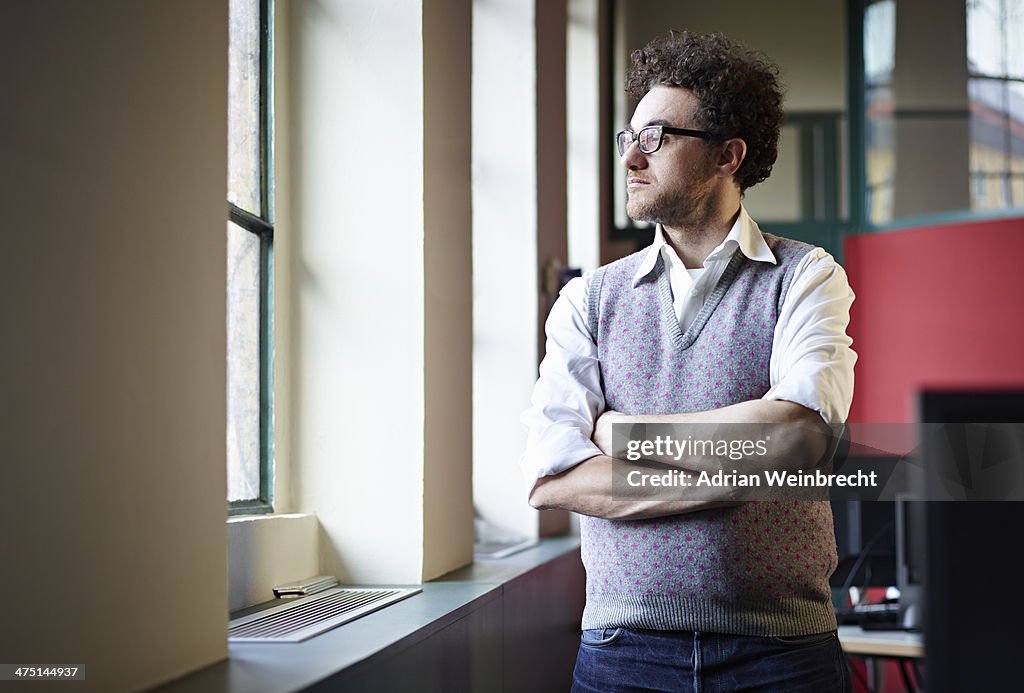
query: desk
[{"left": 838, "top": 625, "right": 924, "bottom": 692}]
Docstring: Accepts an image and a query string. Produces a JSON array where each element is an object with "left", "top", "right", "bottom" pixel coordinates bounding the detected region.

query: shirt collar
[{"left": 631, "top": 205, "right": 776, "bottom": 287}]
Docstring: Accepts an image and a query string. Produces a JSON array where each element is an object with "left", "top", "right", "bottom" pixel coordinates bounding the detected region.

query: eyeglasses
[{"left": 615, "top": 125, "right": 718, "bottom": 156}]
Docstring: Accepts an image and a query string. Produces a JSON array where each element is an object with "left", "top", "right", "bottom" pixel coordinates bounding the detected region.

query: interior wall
[
  {"left": 286, "top": 0, "right": 474, "bottom": 584},
  {"left": 422, "top": 0, "right": 476, "bottom": 581},
  {"left": 228, "top": 514, "right": 319, "bottom": 613},
  {"left": 621, "top": 0, "right": 846, "bottom": 112},
  {"left": 0, "top": 2, "right": 229, "bottom": 691},
  {"left": 473, "top": 0, "right": 565, "bottom": 541},
  {"left": 567, "top": 0, "right": 604, "bottom": 274},
  {"left": 845, "top": 216, "right": 1024, "bottom": 424}
]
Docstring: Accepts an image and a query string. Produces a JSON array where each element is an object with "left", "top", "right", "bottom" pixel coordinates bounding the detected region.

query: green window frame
[{"left": 227, "top": 0, "right": 274, "bottom": 516}]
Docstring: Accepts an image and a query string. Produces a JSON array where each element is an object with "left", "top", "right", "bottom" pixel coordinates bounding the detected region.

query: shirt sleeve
[
  {"left": 764, "top": 247, "right": 857, "bottom": 424},
  {"left": 518, "top": 274, "right": 606, "bottom": 485}
]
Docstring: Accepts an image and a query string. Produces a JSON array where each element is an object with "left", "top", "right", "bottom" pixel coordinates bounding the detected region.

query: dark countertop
[{"left": 154, "top": 536, "right": 582, "bottom": 693}]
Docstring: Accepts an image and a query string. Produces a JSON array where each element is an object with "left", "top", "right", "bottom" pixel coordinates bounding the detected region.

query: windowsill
[
  {"left": 227, "top": 512, "right": 313, "bottom": 525},
  {"left": 155, "top": 535, "right": 582, "bottom": 693},
  {"left": 227, "top": 512, "right": 319, "bottom": 613}
]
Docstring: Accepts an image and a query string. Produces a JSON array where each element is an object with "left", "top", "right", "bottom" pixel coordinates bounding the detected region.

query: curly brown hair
[{"left": 626, "top": 30, "right": 784, "bottom": 191}]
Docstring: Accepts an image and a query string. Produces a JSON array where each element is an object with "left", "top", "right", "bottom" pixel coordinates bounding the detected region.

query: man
[{"left": 521, "top": 30, "right": 856, "bottom": 692}]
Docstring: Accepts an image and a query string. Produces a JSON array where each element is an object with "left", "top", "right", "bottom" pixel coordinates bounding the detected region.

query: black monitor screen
[
  {"left": 917, "top": 388, "right": 1024, "bottom": 693},
  {"left": 830, "top": 499, "right": 896, "bottom": 590}
]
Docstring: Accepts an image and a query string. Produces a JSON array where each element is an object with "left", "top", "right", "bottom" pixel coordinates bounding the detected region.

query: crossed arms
[
  {"left": 528, "top": 399, "right": 833, "bottom": 520},
  {"left": 520, "top": 245, "right": 855, "bottom": 522}
]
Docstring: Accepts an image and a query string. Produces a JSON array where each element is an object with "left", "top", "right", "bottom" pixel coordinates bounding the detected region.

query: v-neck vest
[{"left": 578, "top": 234, "right": 839, "bottom": 636}]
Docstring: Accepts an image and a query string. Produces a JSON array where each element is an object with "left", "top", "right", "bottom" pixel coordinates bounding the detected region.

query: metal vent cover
[{"left": 229, "top": 587, "right": 421, "bottom": 643}]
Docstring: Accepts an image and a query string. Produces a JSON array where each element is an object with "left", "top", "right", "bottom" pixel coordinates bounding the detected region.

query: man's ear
[{"left": 716, "top": 138, "right": 747, "bottom": 178}]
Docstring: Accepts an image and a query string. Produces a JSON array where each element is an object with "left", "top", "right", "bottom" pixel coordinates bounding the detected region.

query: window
[
  {"left": 967, "top": 0, "right": 1024, "bottom": 210},
  {"left": 862, "top": 0, "right": 896, "bottom": 225},
  {"left": 856, "top": 0, "right": 1024, "bottom": 226},
  {"left": 227, "top": 0, "right": 274, "bottom": 514}
]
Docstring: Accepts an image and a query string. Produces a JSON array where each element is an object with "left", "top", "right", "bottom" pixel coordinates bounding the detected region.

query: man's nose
[{"left": 620, "top": 142, "right": 647, "bottom": 170}]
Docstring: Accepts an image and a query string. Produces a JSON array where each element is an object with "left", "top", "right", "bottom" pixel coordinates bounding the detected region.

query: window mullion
[{"left": 229, "top": 202, "right": 274, "bottom": 240}]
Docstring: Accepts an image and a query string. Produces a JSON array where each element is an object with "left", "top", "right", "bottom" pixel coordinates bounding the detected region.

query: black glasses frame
[{"left": 616, "top": 125, "right": 719, "bottom": 156}]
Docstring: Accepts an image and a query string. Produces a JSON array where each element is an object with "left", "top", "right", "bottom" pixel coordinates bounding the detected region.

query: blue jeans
[{"left": 571, "top": 627, "right": 851, "bottom": 693}]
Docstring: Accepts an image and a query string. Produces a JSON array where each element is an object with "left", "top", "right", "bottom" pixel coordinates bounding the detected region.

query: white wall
[
  {"left": 568, "top": 0, "right": 604, "bottom": 273},
  {"left": 472, "top": 0, "right": 573, "bottom": 541},
  {"left": 622, "top": 0, "right": 847, "bottom": 112},
  {"left": 1, "top": 2, "right": 228, "bottom": 691},
  {"left": 228, "top": 514, "right": 318, "bottom": 613},
  {"left": 284, "top": 0, "right": 474, "bottom": 584}
]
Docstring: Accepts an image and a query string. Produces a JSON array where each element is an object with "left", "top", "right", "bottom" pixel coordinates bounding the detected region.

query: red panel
[{"left": 844, "top": 216, "right": 1024, "bottom": 423}]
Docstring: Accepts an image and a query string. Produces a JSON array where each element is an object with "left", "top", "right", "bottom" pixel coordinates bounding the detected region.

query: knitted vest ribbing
[{"left": 579, "top": 235, "right": 838, "bottom": 636}]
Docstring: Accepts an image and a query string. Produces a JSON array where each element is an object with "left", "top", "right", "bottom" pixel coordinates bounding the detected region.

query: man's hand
[{"left": 528, "top": 452, "right": 742, "bottom": 520}]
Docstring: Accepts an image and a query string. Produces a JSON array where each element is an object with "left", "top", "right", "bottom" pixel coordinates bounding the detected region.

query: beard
[
  {"left": 625, "top": 151, "right": 719, "bottom": 228},
  {"left": 626, "top": 178, "right": 715, "bottom": 228}
]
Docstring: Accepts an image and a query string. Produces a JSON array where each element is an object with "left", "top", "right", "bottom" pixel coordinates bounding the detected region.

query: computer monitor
[
  {"left": 917, "top": 388, "right": 1024, "bottom": 693},
  {"left": 894, "top": 492, "right": 924, "bottom": 630},
  {"left": 829, "top": 431, "right": 897, "bottom": 596},
  {"left": 830, "top": 499, "right": 896, "bottom": 591}
]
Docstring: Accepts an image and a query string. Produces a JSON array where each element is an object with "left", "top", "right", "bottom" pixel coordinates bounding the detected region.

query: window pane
[
  {"left": 864, "top": 1, "right": 896, "bottom": 224},
  {"left": 864, "top": 0, "right": 896, "bottom": 85},
  {"left": 228, "top": 0, "right": 262, "bottom": 215},
  {"left": 866, "top": 88, "right": 895, "bottom": 225},
  {"left": 1008, "top": 0, "right": 1024, "bottom": 78},
  {"left": 227, "top": 220, "right": 261, "bottom": 502},
  {"left": 970, "top": 78, "right": 1008, "bottom": 175},
  {"left": 1011, "top": 82, "right": 1024, "bottom": 173},
  {"left": 968, "top": 0, "right": 1005, "bottom": 75}
]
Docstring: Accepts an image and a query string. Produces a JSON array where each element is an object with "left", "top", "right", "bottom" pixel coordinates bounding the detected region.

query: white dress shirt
[{"left": 520, "top": 206, "right": 857, "bottom": 482}]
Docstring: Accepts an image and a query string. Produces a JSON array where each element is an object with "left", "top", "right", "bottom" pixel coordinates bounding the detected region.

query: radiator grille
[{"left": 229, "top": 587, "right": 421, "bottom": 643}]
